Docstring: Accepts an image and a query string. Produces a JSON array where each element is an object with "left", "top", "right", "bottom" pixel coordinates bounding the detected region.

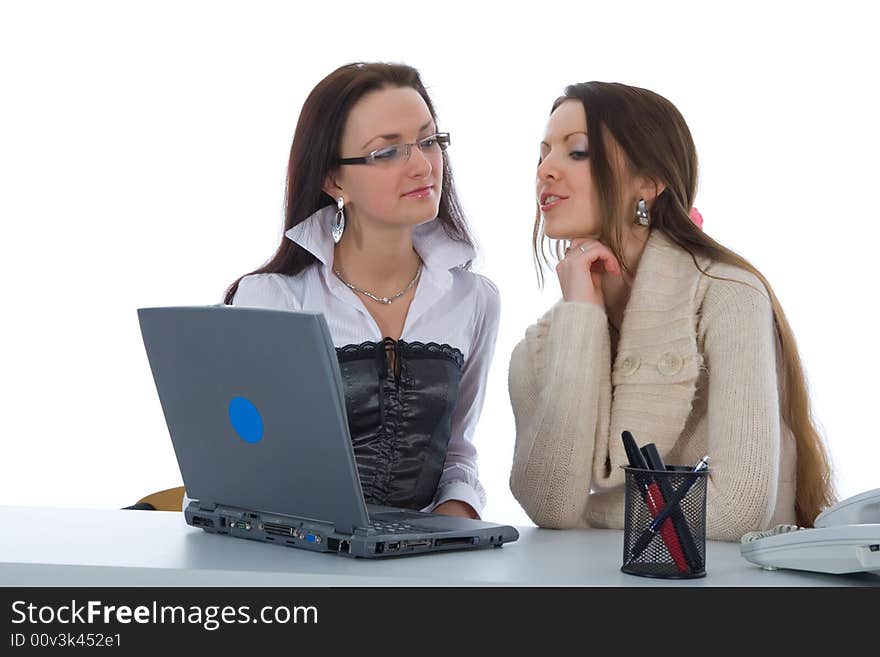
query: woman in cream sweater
[{"left": 508, "top": 82, "right": 835, "bottom": 541}]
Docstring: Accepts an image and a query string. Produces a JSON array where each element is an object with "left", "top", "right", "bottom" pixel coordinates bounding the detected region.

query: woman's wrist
[{"left": 432, "top": 500, "right": 478, "bottom": 519}]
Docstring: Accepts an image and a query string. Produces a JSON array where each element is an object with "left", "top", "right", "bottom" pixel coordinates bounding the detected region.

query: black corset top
[{"left": 334, "top": 338, "right": 464, "bottom": 511}]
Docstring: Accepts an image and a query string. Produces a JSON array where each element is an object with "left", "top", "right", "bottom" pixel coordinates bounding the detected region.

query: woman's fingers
[
  {"left": 557, "top": 238, "right": 622, "bottom": 304},
  {"left": 592, "top": 249, "right": 622, "bottom": 275},
  {"left": 565, "top": 239, "right": 621, "bottom": 275}
]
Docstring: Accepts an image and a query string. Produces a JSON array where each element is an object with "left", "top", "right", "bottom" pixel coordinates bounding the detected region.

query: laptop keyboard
[{"left": 366, "top": 519, "right": 440, "bottom": 535}]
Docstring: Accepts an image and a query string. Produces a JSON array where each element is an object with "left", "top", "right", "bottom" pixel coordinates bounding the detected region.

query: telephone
[{"left": 739, "top": 488, "right": 880, "bottom": 575}]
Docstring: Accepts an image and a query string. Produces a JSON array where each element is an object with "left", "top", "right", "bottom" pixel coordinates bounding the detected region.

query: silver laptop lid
[{"left": 138, "top": 305, "right": 370, "bottom": 533}]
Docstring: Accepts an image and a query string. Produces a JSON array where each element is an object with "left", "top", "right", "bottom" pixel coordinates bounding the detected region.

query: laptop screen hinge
[{"left": 197, "top": 500, "right": 218, "bottom": 512}]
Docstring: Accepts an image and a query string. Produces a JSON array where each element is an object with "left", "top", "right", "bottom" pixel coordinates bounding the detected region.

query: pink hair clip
[{"left": 689, "top": 207, "right": 703, "bottom": 229}]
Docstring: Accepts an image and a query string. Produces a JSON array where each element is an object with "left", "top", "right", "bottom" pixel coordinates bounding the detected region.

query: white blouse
[{"left": 218, "top": 204, "right": 500, "bottom": 517}]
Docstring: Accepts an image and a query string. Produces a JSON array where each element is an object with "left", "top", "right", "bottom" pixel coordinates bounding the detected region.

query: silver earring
[
  {"left": 635, "top": 198, "right": 650, "bottom": 227},
  {"left": 332, "top": 196, "right": 346, "bottom": 244}
]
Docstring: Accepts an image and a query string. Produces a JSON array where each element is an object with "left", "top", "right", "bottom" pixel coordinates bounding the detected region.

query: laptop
[{"left": 137, "top": 305, "right": 519, "bottom": 558}]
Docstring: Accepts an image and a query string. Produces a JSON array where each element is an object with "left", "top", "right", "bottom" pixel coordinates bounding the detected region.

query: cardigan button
[
  {"left": 657, "top": 352, "right": 683, "bottom": 376},
  {"left": 620, "top": 356, "right": 640, "bottom": 376}
]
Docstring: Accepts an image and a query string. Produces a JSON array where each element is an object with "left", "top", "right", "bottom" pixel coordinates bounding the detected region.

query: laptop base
[{"left": 186, "top": 503, "right": 516, "bottom": 559}]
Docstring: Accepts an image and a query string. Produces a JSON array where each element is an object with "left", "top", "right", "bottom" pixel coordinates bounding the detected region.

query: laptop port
[
  {"left": 192, "top": 515, "right": 214, "bottom": 529},
  {"left": 434, "top": 537, "right": 475, "bottom": 547},
  {"left": 402, "top": 539, "right": 432, "bottom": 549},
  {"left": 231, "top": 520, "right": 252, "bottom": 531},
  {"left": 386, "top": 542, "right": 400, "bottom": 551},
  {"left": 263, "top": 522, "right": 295, "bottom": 537}
]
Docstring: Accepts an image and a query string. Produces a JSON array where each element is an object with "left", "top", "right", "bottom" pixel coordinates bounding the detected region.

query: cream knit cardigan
[{"left": 508, "top": 229, "right": 797, "bottom": 541}]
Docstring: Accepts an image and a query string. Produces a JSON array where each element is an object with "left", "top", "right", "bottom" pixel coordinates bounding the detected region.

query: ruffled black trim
[{"left": 336, "top": 338, "right": 464, "bottom": 368}]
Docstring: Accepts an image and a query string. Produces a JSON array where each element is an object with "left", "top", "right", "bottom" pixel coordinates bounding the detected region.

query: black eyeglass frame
[{"left": 337, "top": 132, "right": 451, "bottom": 166}]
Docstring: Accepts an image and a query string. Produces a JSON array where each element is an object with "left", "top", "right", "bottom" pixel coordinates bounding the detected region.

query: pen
[
  {"left": 620, "top": 432, "right": 688, "bottom": 572},
  {"left": 621, "top": 430, "right": 650, "bottom": 471},
  {"left": 625, "top": 455, "right": 710, "bottom": 566},
  {"left": 640, "top": 444, "right": 704, "bottom": 572}
]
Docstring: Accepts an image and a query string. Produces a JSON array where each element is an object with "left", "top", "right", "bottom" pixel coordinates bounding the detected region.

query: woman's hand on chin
[{"left": 556, "top": 238, "right": 621, "bottom": 305}]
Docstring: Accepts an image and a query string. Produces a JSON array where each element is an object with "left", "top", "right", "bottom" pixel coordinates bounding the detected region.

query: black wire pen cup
[{"left": 621, "top": 465, "right": 710, "bottom": 579}]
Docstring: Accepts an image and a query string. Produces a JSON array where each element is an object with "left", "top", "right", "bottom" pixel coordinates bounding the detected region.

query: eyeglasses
[{"left": 337, "top": 132, "right": 450, "bottom": 166}]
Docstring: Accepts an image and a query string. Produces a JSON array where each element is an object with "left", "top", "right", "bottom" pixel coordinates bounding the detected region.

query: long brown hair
[
  {"left": 224, "top": 62, "right": 475, "bottom": 303},
  {"left": 533, "top": 81, "right": 835, "bottom": 527}
]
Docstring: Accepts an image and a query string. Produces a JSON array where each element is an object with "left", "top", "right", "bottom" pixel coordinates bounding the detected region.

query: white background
[{"left": 1, "top": 1, "right": 877, "bottom": 527}]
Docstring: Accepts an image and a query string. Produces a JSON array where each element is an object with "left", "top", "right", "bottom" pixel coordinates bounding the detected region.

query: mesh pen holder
[{"left": 621, "top": 465, "right": 710, "bottom": 579}]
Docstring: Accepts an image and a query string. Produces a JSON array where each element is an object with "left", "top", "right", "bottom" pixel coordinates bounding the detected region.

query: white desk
[{"left": 1, "top": 506, "right": 877, "bottom": 586}]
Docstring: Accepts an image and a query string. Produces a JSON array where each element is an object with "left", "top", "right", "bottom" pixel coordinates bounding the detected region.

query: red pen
[
  {"left": 641, "top": 443, "right": 704, "bottom": 572},
  {"left": 642, "top": 481, "right": 689, "bottom": 572}
]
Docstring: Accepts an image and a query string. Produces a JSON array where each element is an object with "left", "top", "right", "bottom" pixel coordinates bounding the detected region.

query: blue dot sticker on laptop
[{"left": 228, "top": 396, "right": 264, "bottom": 443}]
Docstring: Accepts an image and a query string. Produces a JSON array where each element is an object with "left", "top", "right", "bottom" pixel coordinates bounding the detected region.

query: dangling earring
[
  {"left": 634, "top": 198, "right": 650, "bottom": 227},
  {"left": 332, "top": 196, "right": 346, "bottom": 244}
]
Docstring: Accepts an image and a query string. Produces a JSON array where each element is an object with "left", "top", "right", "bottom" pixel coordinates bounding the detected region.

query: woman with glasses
[
  {"left": 508, "top": 82, "right": 835, "bottom": 539},
  {"left": 212, "top": 62, "right": 498, "bottom": 519}
]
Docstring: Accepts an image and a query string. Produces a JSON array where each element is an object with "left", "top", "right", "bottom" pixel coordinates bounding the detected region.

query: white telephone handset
[
  {"left": 814, "top": 488, "right": 880, "bottom": 527},
  {"left": 740, "top": 488, "right": 880, "bottom": 575}
]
